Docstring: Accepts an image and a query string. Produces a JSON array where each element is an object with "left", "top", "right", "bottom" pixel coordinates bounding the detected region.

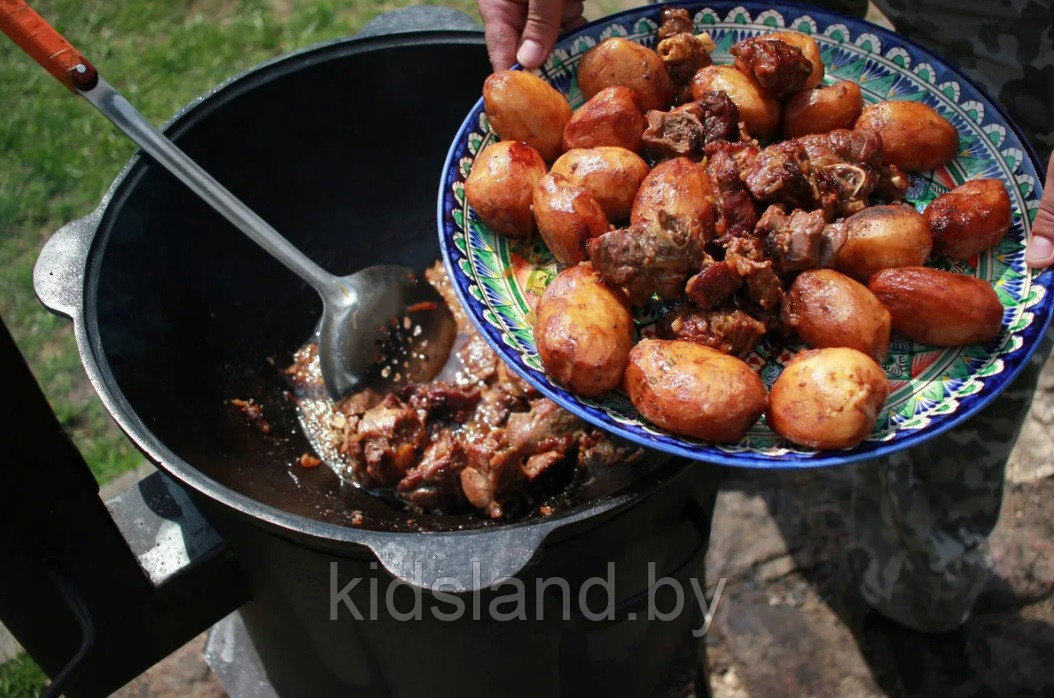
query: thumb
[
  {"left": 516, "top": 0, "right": 564, "bottom": 69},
  {"left": 1024, "top": 150, "right": 1054, "bottom": 269}
]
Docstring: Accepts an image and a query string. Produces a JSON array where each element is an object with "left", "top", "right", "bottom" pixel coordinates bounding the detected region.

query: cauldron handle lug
[
  {"left": 33, "top": 207, "right": 101, "bottom": 320},
  {"left": 369, "top": 524, "right": 554, "bottom": 592}
]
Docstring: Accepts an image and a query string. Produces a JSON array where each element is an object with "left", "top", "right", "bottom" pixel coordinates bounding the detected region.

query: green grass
[{"left": 0, "top": 653, "right": 47, "bottom": 698}]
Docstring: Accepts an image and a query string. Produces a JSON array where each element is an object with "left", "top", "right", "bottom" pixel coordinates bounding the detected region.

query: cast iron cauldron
[{"left": 18, "top": 17, "right": 723, "bottom": 698}]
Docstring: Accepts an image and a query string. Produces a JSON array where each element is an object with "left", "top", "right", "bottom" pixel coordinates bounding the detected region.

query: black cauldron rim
[{"left": 33, "top": 30, "right": 697, "bottom": 578}]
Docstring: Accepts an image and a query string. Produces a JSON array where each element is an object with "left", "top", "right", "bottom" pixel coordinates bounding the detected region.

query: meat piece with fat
[
  {"left": 684, "top": 259, "right": 742, "bottom": 310},
  {"left": 755, "top": 205, "right": 845, "bottom": 273},
  {"left": 658, "top": 305, "right": 767, "bottom": 357},
  {"left": 706, "top": 145, "right": 759, "bottom": 240},
  {"left": 743, "top": 140, "right": 834, "bottom": 215},
  {"left": 642, "top": 91, "right": 741, "bottom": 161},
  {"left": 730, "top": 36, "right": 813, "bottom": 99},
  {"left": 587, "top": 220, "right": 706, "bottom": 304}
]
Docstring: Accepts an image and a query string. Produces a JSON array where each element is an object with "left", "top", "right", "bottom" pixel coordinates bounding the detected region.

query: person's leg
[{"left": 849, "top": 326, "right": 1053, "bottom": 632}]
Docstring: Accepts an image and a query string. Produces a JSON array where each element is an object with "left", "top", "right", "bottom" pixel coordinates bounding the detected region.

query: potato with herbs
[
  {"left": 768, "top": 348, "right": 888, "bottom": 450},
  {"left": 835, "top": 204, "right": 933, "bottom": 281},
  {"left": 925, "top": 179, "right": 1013, "bottom": 259},
  {"left": 465, "top": 141, "right": 547, "bottom": 239},
  {"left": 625, "top": 339, "right": 767, "bottom": 442},
  {"left": 535, "top": 264, "right": 634, "bottom": 397},
  {"left": 550, "top": 146, "right": 650, "bottom": 221},
  {"left": 772, "top": 31, "right": 824, "bottom": 89},
  {"left": 691, "top": 65, "right": 780, "bottom": 137},
  {"left": 577, "top": 37, "right": 674, "bottom": 112},
  {"left": 562, "top": 86, "right": 647, "bottom": 153},
  {"left": 483, "top": 70, "right": 573, "bottom": 162},
  {"left": 783, "top": 269, "right": 892, "bottom": 361},
  {"left": 782, "top": 81, "right": 863, "bottom": 137},
  {"left": 869, "top": 267, "right": 1004, "bottom": 346},
  {"left": 630, "top": 157, "right": 716, "bottom": 243},
  {"left": 533, "top": 173, "right": 609, "bottom": 265},
  {"left": 855, "top": 100, "right": 958, "bottom": 171}
]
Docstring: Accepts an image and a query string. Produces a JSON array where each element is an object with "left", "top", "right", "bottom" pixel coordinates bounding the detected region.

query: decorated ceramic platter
[{"left": 438, "top": 1, "right": 1052, "bottom": 468}]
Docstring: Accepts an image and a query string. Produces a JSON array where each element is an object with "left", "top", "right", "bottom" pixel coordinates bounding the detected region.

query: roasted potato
[
  {"left": 533, "top": 173, "right": 609, "bottom": 265},
  {"left": 782, "top": 269, "right": 892, "bottom": 361},
  {"left": 535, "top": 264, "right": 634, "bottom": 396},
  {"left": 768, "top": 347, "right": 888, "bottom": 450},
  {"left": 925, "top": 179, "right": 1013, "bottom": 259},
  {"left": 465, "top": 141, "right": 547, "bottom": 239},
  {"left": 630, "top": 157, "right": 717, "bottom": 244},
  {"left": 550, "top": 146, "right": 650, "bottom": 222},
  {"left": 577, "top": 37, "right": 674, "bottom": 112},
  {"left": 855, "top": 100, "right": 958, "bottom": 171},
  {"left": 562, "top": 85, "right": 647, "bottom": 153},
  {"left": 625, "top": 339, "right": 767, "bottom": 442},
  {"left": 483, "top": 70, "right": 573, "bottom": 162},
  {"left": 691, "top": 65, "right": 780, "bottom": 137},
  {"left": 782, "top": 81, "right": 863, "bottom": 137},
  {"left": 835, "top": 204, "right": 933, "bottom": 281},
  {"left": 772, "top": 31, "right": 824, "bottom": 89},
  {"left": 869, "top": 267, "right": 1004, "bottom": 345}
]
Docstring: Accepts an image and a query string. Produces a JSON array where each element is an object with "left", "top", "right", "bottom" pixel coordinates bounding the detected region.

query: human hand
[
  {"left": 477, "top": 0, "right": 586, "bottom": 71},
  {"left": 1024, "top": 150, "right": 1054, "bottom": 269}
]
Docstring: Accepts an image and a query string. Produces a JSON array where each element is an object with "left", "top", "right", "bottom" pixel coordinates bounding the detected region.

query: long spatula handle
[{"left": 0, "top": 0, "right": 97, "bottom": 90}]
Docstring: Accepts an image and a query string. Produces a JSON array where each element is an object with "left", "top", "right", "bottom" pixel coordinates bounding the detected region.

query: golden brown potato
[
  {"left": 577, "top": 37, "right": 674, "bottom": 112},
  {"left": 465, "top": 141, "right": 547, "bottom": 239},
  {"left": 925, "top": 179, "right": 1013, "bottom": 259},
  {"left": 562, "top": 85, "right": 647, "bottom": 153},
  {"left": 625, "top": 339, "right": 767, "bottom": 442},
  {"left": 483, "top": 70, "right": 573, "bottom": 162},
  {"left": 535, "top": 264, "right": 634, "bottom": 396},
  {"left": 550, "top": 146, "right": 650, "bottom": 222},
  {"left": 869, "top": 267, "right": 1004, "bottom": 346},
  {"left": 835, "top": 204, "right": 933, "bottom": 281},
  {"left": 782, "top": 269, "right": 892, "bottom": 361},
  {"left": 691, "top": 65, "right": 780, "bottom": 137},
  {"left": 532, "top": 173, "right": 609, "bottom": 265},
  {"left": 768, "top": 348, "right": 888, "bottom": 450},
  {"left": 772, "top": 31, "right": 824, "bottom": 89},
  {"left": 855, "top": 100, "right": 958, "bottom": 171},
  {"left": 782, "top": 81, "right": 863, "bottom": 137},
  {"left": 630, "top": 157, "right": 717, "bottom": 244}
]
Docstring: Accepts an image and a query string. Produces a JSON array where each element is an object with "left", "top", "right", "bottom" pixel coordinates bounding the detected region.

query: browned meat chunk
[
  {"left": 401, "top": 381, "right": 481, "bottom": 422},
  {"left": 685, "top": 259, "right": 742, "bottom": 309},
  {"left": 459, "top": 399, "right": 580, "bottom": 518},
  {"left": 587, "top": 220, "right": 706, "bottom": 304},
  {"left": 795, "top": 129, "right": 907, "bottom": 215},
  {"left": 353, "top": 394, "right": 428, "bottom": 487},
  {"left": 730, "top": 36, "right": 813, "bottom": 99},
  {"left": 725, "top": 242, "right": 784, "bottom": 310},
  {"left": 657, "top": 6, "right": 694, "bottom": 40},
  {"left": 642, "top": 92, "right": 741, "bottom": 161},
  {"left": 657, "top": 33, "right": 713, "bottom": 101},
  {"left": 755, "top": 205, "right": 845, "bottom": 273},
  {"left": 659, "top": 305, "right": 766, "bottom": 357},
  {"left": 706, "top": 145, "right": 759, "bottom": 240},
  {"left": 398, "top": 431, "right": 467, "bottom": 511},
  {"left": 743, "top": 140, "right": 834, "bottom": 214}
]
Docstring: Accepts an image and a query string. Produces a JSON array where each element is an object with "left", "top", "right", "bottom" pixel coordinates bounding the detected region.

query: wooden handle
[{"left": 0, "top": 0, "right": 97, "bottom": 91}]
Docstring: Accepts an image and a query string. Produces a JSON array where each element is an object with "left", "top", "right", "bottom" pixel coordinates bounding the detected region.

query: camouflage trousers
[{"left": 848, "top": 325, "right": 1053, "bottom": 633}]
